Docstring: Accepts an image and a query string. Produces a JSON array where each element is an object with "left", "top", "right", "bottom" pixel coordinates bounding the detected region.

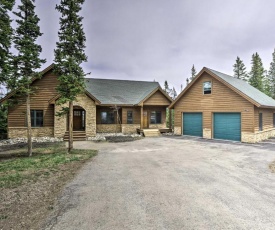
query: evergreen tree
[
  {"left": 13, "top": 0, "right": 45, "bottom": 156},
  {"left": 163, "top": 80, "right": 171, "bottom": 94},
  {"left": 170, "top": 87, "right": 177, "bottom": 100},
  {"left": 190, "top": 64, "right": 197, "bottom": 81},
  {"left": 0, "top": 0, "right": 15, "bottom": 84},
  {"left": 233, "top": 56, "right": 248, "bottom": 81},
  {"left": 54, "top": 0, "right": 88, "bottom": 152},
  {"left": 249, "top": 52, "right": 265, "bottom": 93},
  {"left": 268, "top": 49, "right": 275, "bottom": 99}
]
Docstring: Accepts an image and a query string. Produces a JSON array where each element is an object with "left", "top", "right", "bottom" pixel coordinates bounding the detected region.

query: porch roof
[{"left": 85, "top": 78, "right": 161, "bottom": 105}]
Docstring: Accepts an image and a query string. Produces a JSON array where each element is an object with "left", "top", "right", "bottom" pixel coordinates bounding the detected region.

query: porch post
[
  {"left": 140, "top": 106, "right": 143, "bottom": 129},
  {"left": 169, "top": 108, "right": 172, "bottom": 129}
]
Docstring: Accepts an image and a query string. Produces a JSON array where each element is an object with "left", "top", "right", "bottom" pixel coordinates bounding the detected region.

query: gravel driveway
[{"left": 44, "top": 137, "right": 275, "bottom": 230}]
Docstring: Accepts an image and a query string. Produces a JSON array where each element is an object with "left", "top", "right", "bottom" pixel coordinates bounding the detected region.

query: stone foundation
[
  {"left": 242, "top": 128, "right": 275, "bottom": 143},
  {"left": 96, "top": 124, "right": 122, "bottom": 133},
  {"left": 203, "top": 128, "right": 212, "bottom": 139},
  {"left": 149, "top": 123, "right": 167, "bottom": 129},
  {"left": 8, "top": 127, "right": 54, "bottom": 138},
  {"left": 174, "top": 126, "right": 181, "bottom": 135},
  {"left": 122, "top": 124, "right": 140, "bottom": 134}
]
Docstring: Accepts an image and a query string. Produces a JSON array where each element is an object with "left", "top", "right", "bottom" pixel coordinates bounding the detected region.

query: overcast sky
[{"left": 11, "top": 0, "right": 275, "bottom": 93}]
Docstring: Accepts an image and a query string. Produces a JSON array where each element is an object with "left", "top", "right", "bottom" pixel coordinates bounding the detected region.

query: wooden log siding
[
  {"left": 8, "top": 71, "right": 59, "bottom": 127},
  {"left": 143, "top": 90, "right": 171, "bottom": 106},
  {"left": 174, "top": 73, "right": 255, "bottom": 133},
  {"left": 254, "top": 107, "right": 275, "bottom": 132},
  {"left": 121, "top": 107, "right": 141, "bottom": 124}
]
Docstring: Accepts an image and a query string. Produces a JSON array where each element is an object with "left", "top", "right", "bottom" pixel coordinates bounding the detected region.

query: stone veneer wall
[
  {"left": 149, "top": 123, "right": 167, "bottom": 129},
  {"left": 174, "top": 126, "right": 181, "bottom": 135},
  {"left": 96, "top": 124, "right": 122, "bottom": 133},
  {"left": 242, "top": 129, "right": 275, "bottom": 143},
  {"left": 203, "top": 128, "right": 211, "bottom": 139},
  {"left": 8, "top": 127, "right": 54, "bottom": 138},
  {"left": 122, "top": 124, "right": 140, "bottom": 134},
  {"left": 54, "top": 94, "right": 96, "bottom": 138}
]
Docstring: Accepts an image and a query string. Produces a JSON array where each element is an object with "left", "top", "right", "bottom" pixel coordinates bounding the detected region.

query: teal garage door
[
  {"left": 183, "top": 113, "right": 203, "bottom": 137},
  {"left": 213, "top": 113, "right": 241, "bottom": 141}
]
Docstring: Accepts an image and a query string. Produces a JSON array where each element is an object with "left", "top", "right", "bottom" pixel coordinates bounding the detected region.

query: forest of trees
[
  {"left": 233, "top": 50, "right": 275, "bottom": 99},
  {"left": 0, "top": 0, "right": 87, "bottom": 154}
]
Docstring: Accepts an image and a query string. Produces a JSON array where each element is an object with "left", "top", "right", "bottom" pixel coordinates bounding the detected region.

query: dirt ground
[
  {"left": 44, "top": 137, "right": 275, "bottom": 230},
  {"left": 0, "top": 143, "right": 97, "bottom": 230}
]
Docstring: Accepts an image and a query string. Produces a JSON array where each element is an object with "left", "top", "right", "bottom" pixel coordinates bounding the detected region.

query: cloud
[{"left": 11, "top": 0, "right": 275, "bottom": 93}]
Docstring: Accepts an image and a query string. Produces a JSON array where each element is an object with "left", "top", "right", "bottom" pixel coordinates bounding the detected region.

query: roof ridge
[{"left": 85, "top": 78, "right": 158, "bottom": 83}]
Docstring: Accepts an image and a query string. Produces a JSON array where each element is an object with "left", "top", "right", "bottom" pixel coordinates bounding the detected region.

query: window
[
  {"left": 259, "top": 113, "right": 263, "bottom": 131},
  {"left": 127, "top": 111, "right": 133, "bottom": 124},
  {"left": 203, "top": 81, "right": 212, "bottom": 94},
  {"left": 101, "top": 111, "right": 114, "bottom": 124},
  {"left": 273, "top": 113, "right": 275, "bottom": 128},
  {"left": 31, "top": 110, "right": 43, "bottom": 127},
  {"left": 150, "top": 111, "right": 162, "bottom": 124}
]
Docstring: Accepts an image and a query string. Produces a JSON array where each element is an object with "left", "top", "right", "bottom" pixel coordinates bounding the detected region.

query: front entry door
[
  {"left": 73, "top": 110, "right": 85, "bottom": 131},
  {"left": 143, "top": 111, "right": 148, "bottom": 128}
]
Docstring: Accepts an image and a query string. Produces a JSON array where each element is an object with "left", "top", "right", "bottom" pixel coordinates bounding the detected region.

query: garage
[
  {"left": 213, "top": 113, "right": 241, "bottom": 141},
  {"left": 183, "top": 113, "right": 202, "bottom": 137}
]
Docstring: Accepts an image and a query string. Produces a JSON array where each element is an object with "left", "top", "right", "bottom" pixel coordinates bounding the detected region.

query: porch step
[
  {"left": 143, "top": 129, "right": 161, "bottom": 137},
  {"left": 63, "top": 131, "right": 86, "bottom": 141}
]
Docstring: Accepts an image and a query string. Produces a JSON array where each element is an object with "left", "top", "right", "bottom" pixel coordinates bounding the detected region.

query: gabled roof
[
  {"left": 169, "top": 67, "right": 275, "bottom": 109},
  {"left": 0, "top": 64, "right": 172, "bottom": 106},
  {"left": 85, "top": 78, "right": 172, "bottom": 105}
]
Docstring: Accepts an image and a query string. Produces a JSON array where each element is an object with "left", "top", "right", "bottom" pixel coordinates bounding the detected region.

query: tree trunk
[
  {"left": 26, "top": 94, "right": 32, "bottom": 157},
  {"left": 68, "top": 101, "right": 73, "bottom": 153}
]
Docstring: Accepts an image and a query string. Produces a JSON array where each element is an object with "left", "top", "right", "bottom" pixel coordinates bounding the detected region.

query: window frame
[
  {"left": 259, "top": 113, "right": 263, "bottom": 131},
  {"left": 203, "top": 81, "right": 212, "bottom": 95},
  {"left": 150, "top": 111, "right": 162, "bottom": 124},
  {"left": 127, "top": 111, "right": 133, "bottom": 124},
  {"left": 101, "top": 111, "right": 115, "bottom": 124},
  {"left": 30, "top": 110, "right": 44, "bottom": 127}
]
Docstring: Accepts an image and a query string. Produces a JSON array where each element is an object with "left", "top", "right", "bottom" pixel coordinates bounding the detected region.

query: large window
[
  {"left": 259, "top": 113, "right": 263, "bottom": 131},
  {"left": 101, "top": 111, "right": 114, "bottom": 124},
  {"left": 31, "top": 110, "right": 43, "bottom": 127},
  {"left": 150, "top": 111, "right": 162, "bottom": 124},
  {"left": 127, "top": 111, "right": 133, "bottom": 124},
  {"left": 203, "top": 81, "right": 212, "bottom": 94}
]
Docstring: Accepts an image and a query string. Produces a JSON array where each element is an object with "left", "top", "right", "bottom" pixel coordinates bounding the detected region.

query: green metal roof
[
  {"left": 85, "top": 78, "right": 160, "bottom": 105},
  {"left": 207, "top": 68, "right": 275, "bottom": 108}
]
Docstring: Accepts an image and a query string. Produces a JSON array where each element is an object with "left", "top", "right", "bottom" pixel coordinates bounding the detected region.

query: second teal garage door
[
  {"left": 213, "top": 113, "right": 241, "bottom": 141},
  {"left": 183, "top": 113, "right": 203, "bottom": 137}
]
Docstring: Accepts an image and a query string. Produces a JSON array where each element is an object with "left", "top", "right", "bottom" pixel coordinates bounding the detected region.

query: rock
[{"left": 0, "top": 137, "right": 63, "bottom": 147}]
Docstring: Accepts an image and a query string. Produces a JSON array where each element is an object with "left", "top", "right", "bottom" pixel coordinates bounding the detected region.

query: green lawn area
[{"left": 0, "top": 142, "right": 97, "bottom": 188}]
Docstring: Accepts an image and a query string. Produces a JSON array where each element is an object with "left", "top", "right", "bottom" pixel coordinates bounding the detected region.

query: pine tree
[
  {"left": 249, "top": 52, "right": 265, "bottom": 93},
  {"left": 190, "top": 65, "right": 197, "bottom": 81},
  {"left": 268, "top": 49, "right": 275, "bottom": 99},
  {"left": 170, "top": 87, "right": 177, "bottom": 100},
  {"left": 54, "top": 0, "right": 88, "bottom": 152},
  {"left": 0, "top": 0, "right": 15, "bottom": 84},
  {"left": 163, "top": 80, "right": 171, "bottom": 94},
  {"left": 233, "top": 56, "right": 248, "bottom": 81},
  {"left": 13, "top": 0, "right": 45, "bottom": 156}
]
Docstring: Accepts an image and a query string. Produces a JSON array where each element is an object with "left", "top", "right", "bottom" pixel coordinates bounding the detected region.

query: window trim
[
  {"left": 203, "top": 81, "right": 212, "bottom": 95},
  {"left": 259, "top": 113, "right": 263, "bottom": 131},
  {"left": 273, "top": 113, "right": 275, "bottom": 128},
  {"left": 30, "top": 110, "right": 44, "bottom": 127},
  {"left": 127, "top": 110, "right": 133, "bottom": 124},
  {"left": 150, "top": 111, "right": 162, "bottom": 124}
]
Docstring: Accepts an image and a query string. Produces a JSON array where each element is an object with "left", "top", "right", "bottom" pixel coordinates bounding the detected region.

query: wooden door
[
  {"left": 73, "top": 110, "right": 84, "bottom": 131},
  {"left": 143, "top": 111, "right": 148, "bottom": 128}
]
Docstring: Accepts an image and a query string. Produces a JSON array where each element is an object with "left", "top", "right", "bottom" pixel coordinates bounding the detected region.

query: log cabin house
[
  {"left": 0, "top": 64, "right": 172, "bottom": 140},
  {"left": 169, "top": 67, "right": 275, "bottom": 143}
]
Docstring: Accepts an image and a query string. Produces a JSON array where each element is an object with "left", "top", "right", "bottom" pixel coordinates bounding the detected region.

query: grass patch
[{"left": 0, "top": 143, "right": 97, "bottom": 188}]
